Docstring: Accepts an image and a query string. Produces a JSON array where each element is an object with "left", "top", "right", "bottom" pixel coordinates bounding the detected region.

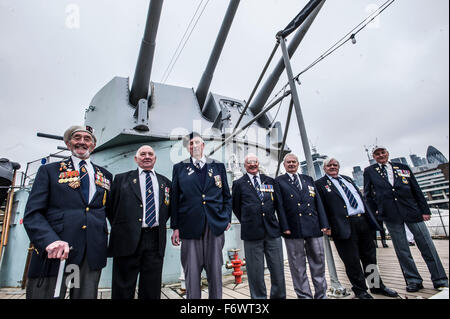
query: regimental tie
[
  {"left": 79, "top": 160, "right": 90, "bottom": 203},
  {"left": 334, "top": 177, "right": 358, "bottom": 209},
  {"left": 381, "top": 164, "right": 389, "bottom": 182},
  {"left": 145, "top": 171, "right": 157, "bottom": 227},
  {"left": 293, "top": 174, "right": 302, "bottom": 191},
  {"left": 253, "top": 175, "right": 264, "bottom": 201}
]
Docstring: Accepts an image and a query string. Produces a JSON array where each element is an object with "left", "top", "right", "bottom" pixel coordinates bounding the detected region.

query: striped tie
[
  {"left": 335, "top": 177, "right": 358, "bottom": 209},
  {"left": 293, "top": 174, "right": 302, "bottom": 191},
  {"left": 145, "top": 171, "right": 157, "bottom": 227},
  {"left": 79, "top": 160, "right": 89, "bottom": 203},
  {"left": 253, "top": 175, "right": 264, "bottom": 201},
  {"left": 381, "top": 164, "right": 389, "bottom": 182}
]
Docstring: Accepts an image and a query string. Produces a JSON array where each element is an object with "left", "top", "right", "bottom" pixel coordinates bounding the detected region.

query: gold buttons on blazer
[
  {"left": 140, "top": 204, "right": 143, "bottom": 208},
  {"left": 202, "top": 194, "right": 206, "bottom": 198},
  {"left": 203, "top": 201, "right": 206, "bottom": 205},
  {"left": 81, "top": 225, "right": 87, "bottom": 230},
  {"left": 299, "top": 213, "right": 302, "bottom": 216},
  {"left": 138, "top": 218, "right": 142, "bottom": 222},
  {"left": 291, "top": 195, "right": 294, "bottom": 198},
  {"left": 85, "top": 207, "right": 90, "bottom": 212},
  {"left": 344, "top": 205, "right": 347, "bottom": 209},
  {"left": 298, "top": 203, "right": 301, "bottom": 206}
]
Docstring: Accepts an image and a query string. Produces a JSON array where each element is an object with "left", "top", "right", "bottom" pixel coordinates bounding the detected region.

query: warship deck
[{"left": 0, "top": 239, "right": 448, "bottom": 300}]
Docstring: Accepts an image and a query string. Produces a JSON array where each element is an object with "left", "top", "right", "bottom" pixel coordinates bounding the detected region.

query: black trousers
[
  {"left": 112, "top": 227, "right": 163, "bottom": 299},
  {"left": 374, "top": 217, "right": 387, "bottom": 241},
  {"left": 333, "top": 215, "right": 385, "bottom": 295}
]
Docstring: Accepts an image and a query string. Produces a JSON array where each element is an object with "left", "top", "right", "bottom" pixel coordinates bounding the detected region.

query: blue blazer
[
  {"left": 276, "top": 173, "right": 329, "bottom": 239},
  {"left": 315, "top": 175, "right": 380, "bottom": 240},
  {"left": 363, "top": 162, "right": 430, "bottom": 224},
  {"left": 170, "top": 158, "right": 232, "bottom": 239},
  {"left": 232, "top": 174, "right": 289, "bottom": 241},
  {"left": 23, "top": 158, "right": 112, "bottom": 278}
]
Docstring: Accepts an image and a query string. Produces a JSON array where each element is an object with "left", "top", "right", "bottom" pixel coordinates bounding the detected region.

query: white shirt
[
  {"left": 287, "top": 172, "right": 302, "bottom": 190},
  {"left": 378, "top": 162, "right": 394, "bottom": 185},
  {"left": 191, "top": 156, "right": 206, "bottom": 169},
  {"left": 327, "top": 174, "right": 365, "bottom": 216},
  {"left": 71, "top": 156, "right": 96, "bottom": 203},
  {"left": 247, "top": 172, "right": 262, "bottom": 188},
  {"left": 138, "top": 167, "right": 160, "bottom": 228}
]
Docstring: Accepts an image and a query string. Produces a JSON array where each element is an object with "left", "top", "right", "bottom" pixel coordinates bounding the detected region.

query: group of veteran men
[{"left": 23, "top": 126, "right": 448, "bottom": 299}]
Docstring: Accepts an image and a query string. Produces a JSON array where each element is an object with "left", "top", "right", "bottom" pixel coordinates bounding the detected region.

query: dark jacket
[
  {"left": 315, "top": 175, "right": 379, "bottom": 240},
  {"left": 232, "top": 173, "right": 289, "bottom": 241},
  {"left": 170, "top": 158, "right": 232, "bottom": 239},
  {"left": 363, "top": 162, "right": 430, "bottom": 224},
  {"left": 276, "top": 173, "right": 329, "bottom": 239},
  {"left": 107, "top": 169, "right": 171, "bottom": 258},
  {"left": 23, "top": 158, "right": 112, "bottom": 278}
]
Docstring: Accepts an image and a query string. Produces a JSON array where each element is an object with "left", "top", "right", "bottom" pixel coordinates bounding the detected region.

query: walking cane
[
  {"left": 54, "top": 258, "right": 67, "bottom": 299},
  {"left": 53, "top": 246, "right": 72, "bottom": 299}
]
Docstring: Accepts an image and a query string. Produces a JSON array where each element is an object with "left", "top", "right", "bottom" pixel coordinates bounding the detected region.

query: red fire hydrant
[{"left": 226, "top": 249, "right": 246, "bottom": 284}]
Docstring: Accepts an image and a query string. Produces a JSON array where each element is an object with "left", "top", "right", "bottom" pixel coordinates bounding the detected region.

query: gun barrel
[
  {"left": 249, "top": 0, "right": 325, "bottom": 127},
  {"left": 129, "top": 0, "right": 164, "bottom": 106},
  {"left": 195, "top": 0, "right": 240, "bottom": 109}
]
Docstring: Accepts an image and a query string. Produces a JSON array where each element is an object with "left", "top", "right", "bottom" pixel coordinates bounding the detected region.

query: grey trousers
[
  {"left": 244, "top": 235, "right": 286, "bottom": 299},
  {"left": 285, "top": 237, "right": 327, "bottom": 299},
  {"left": 385, "top": 220, "right": 448, "bottom": 287},
  {"left": 181, "top": 223, "right": 225, "bottom": 299},
  {"left": 26, "top": 255, "right": 102, "bottom": 299}
]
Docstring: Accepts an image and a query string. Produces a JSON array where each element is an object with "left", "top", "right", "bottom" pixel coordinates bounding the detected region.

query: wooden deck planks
[{"left": 0, "top": 239, "right": 448, "bottom": 300}]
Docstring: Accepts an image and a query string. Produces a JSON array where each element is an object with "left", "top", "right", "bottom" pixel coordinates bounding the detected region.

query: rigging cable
[
  {"left": 161, "top": 0, "right": 211, "bottom": 83},
  {"left": 269, "top": 0, "right": 396, "bottom": 100}
]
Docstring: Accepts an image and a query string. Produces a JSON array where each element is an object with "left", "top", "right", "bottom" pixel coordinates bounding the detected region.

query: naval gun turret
[{"left": 82, "top": 0, "right": 326, "bottom": 285}]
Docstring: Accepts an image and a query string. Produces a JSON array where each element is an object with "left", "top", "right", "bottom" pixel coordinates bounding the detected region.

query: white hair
[
  {"left": 323, "top": 157, "right": 340, "bottom": 169},
  {"left": 244, "top": 153, "right": 258, "bottom": 163},
  {"left": 135, "top": 145, "right": 154, "bottom": 157},
  {"left": 283, "top": 153, "right": 299, "bottom": 163}
]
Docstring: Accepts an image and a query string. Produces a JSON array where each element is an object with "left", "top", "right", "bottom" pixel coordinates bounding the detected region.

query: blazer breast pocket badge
[{"left": 214, "top": 175, "right": 222, "bottom": 188}]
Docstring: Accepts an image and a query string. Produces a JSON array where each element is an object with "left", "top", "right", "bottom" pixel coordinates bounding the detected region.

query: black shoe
[
  {"left": 406, "top": 283, "right": 424, "bottom": 292},
  {"left": 374, "top": 240, "right": 379, "bottom": 248},
  {"left": 408, "top": 241, "right": 415, "bottom": 246},
  {"left": 382, "top": 242, "right": 389, "bottom": 248},
  {"left": 433, "top": 284, "right": 448, "bottom": 291},
  {"left": 370, "top": 286, "right": 398, "bottom": 298},
  {"left": 355, "top": 291, "right": 374, "bottom": 299}
]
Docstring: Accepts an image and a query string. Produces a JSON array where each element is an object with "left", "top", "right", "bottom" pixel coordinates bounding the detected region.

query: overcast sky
[{"left": 1, "top": 0, "right": 448, "bottom": 177}]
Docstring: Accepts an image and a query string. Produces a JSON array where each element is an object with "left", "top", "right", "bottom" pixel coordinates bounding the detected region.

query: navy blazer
[
  {"left": 363, "top": 162, "right": 430, "bottom": 224},
  {"left": 315, "top": 175, "right": 380, "bottom": 240},
  {"left": 23, "top": 158, "right": 112, "bottom": 278},
  {"left": 107, "top": 169, "right": 171, "bottom": 258},
  {"left": 232, "top": 174, "right": 289, "bottom": 241},
  {"left": 276, "top": 173, "right": 329, "bottom": 239},
  {"left": 170, "top": 158, "right": 232, "bottom": 239}
]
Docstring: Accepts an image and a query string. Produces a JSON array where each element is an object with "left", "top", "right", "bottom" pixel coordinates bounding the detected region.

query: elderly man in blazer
[
  {"left": 316, "top": 157, "right": 398, "bottom": 299},
  {"left": 170, "top": 132, "right": 232, "bottom": 299},
  {"left": 232, "top": 154, "right": 289, "bottom": 299},
  {"left": 108, "top": 145, "right": 171, "bottom": 299},
  {"left": 364, "top": 146, "right": 448, "bottom": 292},
  {"left": 275, "top": 153, "right": 329, "bottom": 299},
  {"left": 24, "top": 125, "right": 112, "bottom": 299}
]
